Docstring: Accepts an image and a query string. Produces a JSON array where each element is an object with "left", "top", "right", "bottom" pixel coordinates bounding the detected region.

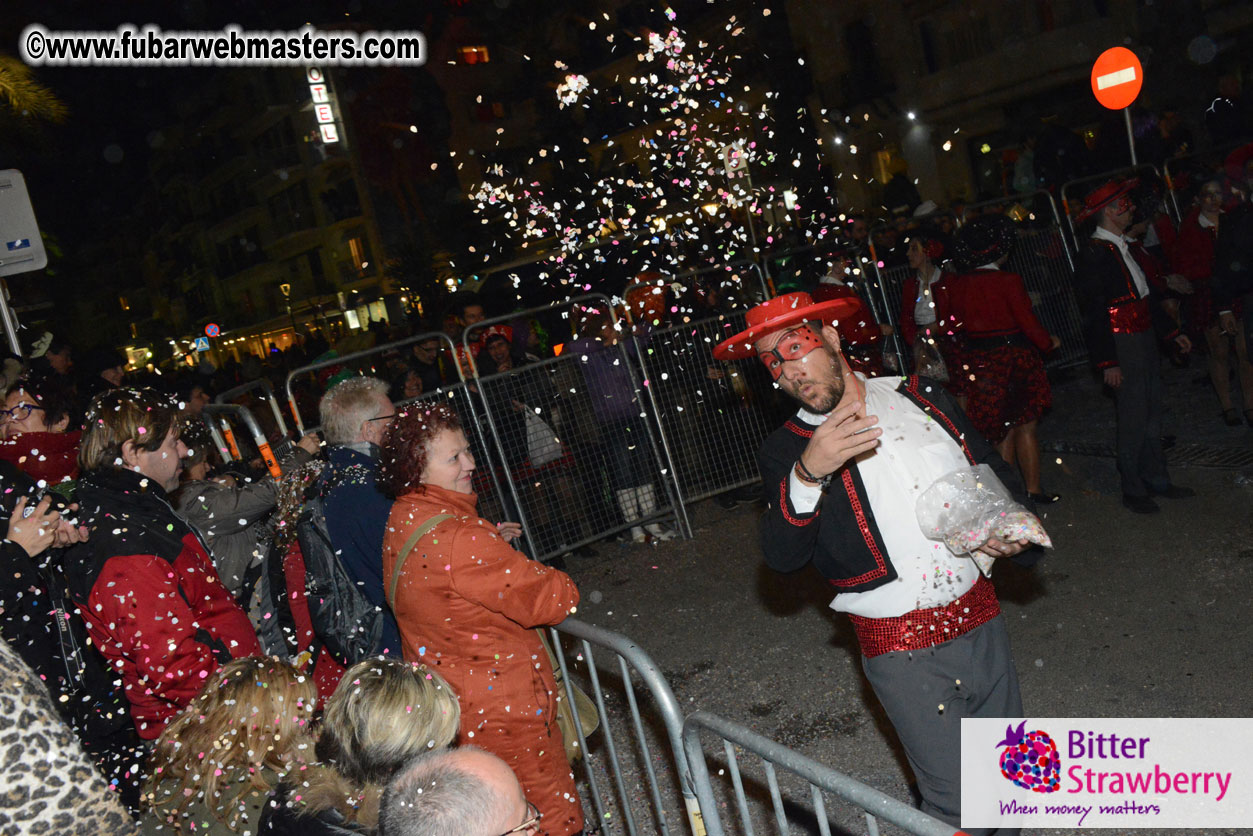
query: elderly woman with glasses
[
  {"left": 0, "top": 373, "right": 83, "bottom": 486},
  {"left": 378, "top": 402, "right": 583, "bottom": 836}
]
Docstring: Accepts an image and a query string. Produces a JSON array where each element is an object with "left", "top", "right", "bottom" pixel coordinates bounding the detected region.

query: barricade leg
[
  {"left": 549, "top": 619, "right": 703, "bottom": 836},
  {"left": 683, "top": 711, "right": 962, "bottom": 836}
]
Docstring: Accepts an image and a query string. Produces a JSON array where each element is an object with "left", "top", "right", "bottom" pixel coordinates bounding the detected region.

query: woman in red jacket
[
  {"left": 949, "top": 214, "right": 1060, "bottom": 504},
  {"left": 379, "top": 403, "right": 582, "bottom": 836},
  {"left": 1171, "top": 177, "right": 1253, "bottom": 425}
]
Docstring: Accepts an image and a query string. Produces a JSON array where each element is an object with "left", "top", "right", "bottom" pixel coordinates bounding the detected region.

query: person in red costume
[
  {"left": 899, "top": 231, "right": 967, "bottom": 403},
  {"left": 0, "top": 373, "right": 82, "bottom": 486},
  {"left": 1074, "top": 180, "right": 1194, "bottom": 514},
  {"left": 1172, "top": 177, "right": 1253, "bottom": 426},
  {"left": 948, "top": 214, "right": 1060, "bottom": 504}
]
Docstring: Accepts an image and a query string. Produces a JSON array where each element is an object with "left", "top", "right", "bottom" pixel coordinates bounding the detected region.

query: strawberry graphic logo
[{"left": 996, "top": 720, "right": 1061, "bottom": 793}]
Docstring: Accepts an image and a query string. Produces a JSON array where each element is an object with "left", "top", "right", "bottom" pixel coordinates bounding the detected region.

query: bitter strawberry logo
[{"left": 996, "top": 720, "right": 1061, "bottom": 793}]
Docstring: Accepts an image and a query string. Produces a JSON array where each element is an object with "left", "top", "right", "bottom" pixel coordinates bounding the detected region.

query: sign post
[
  {"left": 1090, "top": 47, "right": 1144, "bottom": 165},
  {"left": 0, "top": 170, "right": 48, "bottom": 355}
]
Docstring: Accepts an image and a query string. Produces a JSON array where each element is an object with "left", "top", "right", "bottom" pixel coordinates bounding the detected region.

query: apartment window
[
  {"left": 268, "top": 184, "right": 316, "bottom": 237},
  {"left": 459, "top": 45, "right": 490, "bottom": 64},
  {"left": 347, "top": 235, "right": 372, "bottom": 276}
]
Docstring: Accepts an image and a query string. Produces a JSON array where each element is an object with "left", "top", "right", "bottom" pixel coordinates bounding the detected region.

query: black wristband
[{"left": 795, "top": 458, "right": 831, "bottom": 487}]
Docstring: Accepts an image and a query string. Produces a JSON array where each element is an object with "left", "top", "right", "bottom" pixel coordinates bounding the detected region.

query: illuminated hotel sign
[{"left": 306, "top": 67, "right": 340, "bottom": 144}]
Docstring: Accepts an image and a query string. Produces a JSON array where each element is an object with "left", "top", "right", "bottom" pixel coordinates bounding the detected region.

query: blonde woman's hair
[
  {"left": 144, "top": 657, "right": 317, "bottom": 826},
  {"left": 78, "top": 387, "right": 182, "bottom": 473},
  {"left": 316, "top": 658, "right": 460, "bottom": 786}
]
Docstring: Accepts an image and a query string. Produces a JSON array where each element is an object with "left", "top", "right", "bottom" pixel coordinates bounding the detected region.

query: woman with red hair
[{"left": 378, "top": 403, "right": 583, "bottom": 836}]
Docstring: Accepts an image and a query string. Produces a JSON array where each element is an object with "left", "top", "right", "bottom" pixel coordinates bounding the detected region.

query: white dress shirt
[
  {"left": 913, "top": 266, "right": 942, "bottom": 327},
  {"left": 786, "top": 376, "right": 979, "bottom": 618},
  {"left": 1092, "top": 225, "right": 1150, "bottom": 298}
]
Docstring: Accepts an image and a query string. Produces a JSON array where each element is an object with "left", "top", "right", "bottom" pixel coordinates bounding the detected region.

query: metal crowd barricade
[
  {"left": 549, "top": 618, "right": 702, "bottom": 836},
  {"left": 633, "top": 310, "right": 779, "bottom": 507},
  {"left": 548, "top": 617, "right": 959, "bottom": 836},
  {"left": 866, "top": 256, "right": 914, "bottom": 371},
  {"left": 464, "top": 296, "right": 689, "bottom": 563},
  {"left": 201, "top": 403, "right": 283, "bottom": 477},
  {"left": 960, "top": 190, "right": 1088, "bottom": 371},
  {"left": 666, "top": 259, "right": 772, "bottom": 303},
  {"left": 1059, "top": 164, "right": 1159, "bottom": 248},
  {"left": 283, "top": 331, "right": 457, "bottom": 435},
  {"left": 682, "top": 711, "right": 959, "bottom": 836},
  {"left": 216, "top": 378, "right": 291, "bottom": 437},
  {"left": 281, "top": 332, "right": 511, "bottom": 536}
]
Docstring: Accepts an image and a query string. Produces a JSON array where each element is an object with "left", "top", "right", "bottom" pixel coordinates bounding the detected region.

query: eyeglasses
[
  {"left": 0, "top": 404, "right": 43, "bottom": 423},
  {"left": 366, "top": 413, "right": 397, "bottom": 423},
  {"left": 497, "top": 801, "right": 542, "bottom": 836}
]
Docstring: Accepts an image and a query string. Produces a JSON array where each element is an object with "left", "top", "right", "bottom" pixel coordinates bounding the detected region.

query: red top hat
[
  {"left": 1077, "top": 179, "right": 1137, "bottom": 224},
  {"left": 712, "top": 292, "right": 860, "bottom": 360}
]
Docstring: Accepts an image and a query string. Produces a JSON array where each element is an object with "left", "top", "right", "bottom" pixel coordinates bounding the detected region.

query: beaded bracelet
[{"left": 794, "top": 458, "right": 831, "bottom": 488}]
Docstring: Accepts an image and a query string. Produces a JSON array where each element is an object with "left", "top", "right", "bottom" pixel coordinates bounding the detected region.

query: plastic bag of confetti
[{"left": 915, "top": 464, "right": 1052, "bottom": 576}]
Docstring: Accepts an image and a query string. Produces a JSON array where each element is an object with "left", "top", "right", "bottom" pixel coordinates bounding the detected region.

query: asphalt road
[{"left": 560, "top": 361, "right": 1253, "bottom": 836}]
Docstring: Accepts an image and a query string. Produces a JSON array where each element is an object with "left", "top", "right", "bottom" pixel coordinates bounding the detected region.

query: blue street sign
[{"left": 194, "top": 337, "right": 211, "bottom": 352}]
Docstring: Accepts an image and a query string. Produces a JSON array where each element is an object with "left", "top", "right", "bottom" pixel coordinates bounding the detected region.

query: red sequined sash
[
  {"left": 1108, "top": 299, "right": 1151, "bottom": 334},
  {"left": 848, "top": 575, "right": 1000, "bottom": 657}
]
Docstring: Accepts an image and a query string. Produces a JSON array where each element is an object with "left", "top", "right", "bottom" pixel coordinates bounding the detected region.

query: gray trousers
[
  {"left": 1113, "top": 331, "right": 1170, "bottom": 497},
  {"left": 862, "top": 615, "right": 1022, "bottom": 836}
]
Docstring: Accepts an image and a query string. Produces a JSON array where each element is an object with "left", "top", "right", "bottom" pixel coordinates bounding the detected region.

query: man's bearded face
[{"left": 755, "top": 326, "right": 845, "bottom": 414}]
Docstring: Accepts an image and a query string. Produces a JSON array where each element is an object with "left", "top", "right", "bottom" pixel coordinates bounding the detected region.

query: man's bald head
[{"left": 379, "top": 747, "right": 533, "bottom": 836}]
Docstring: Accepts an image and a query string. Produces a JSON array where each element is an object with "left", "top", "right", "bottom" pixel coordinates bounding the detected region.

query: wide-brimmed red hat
[
  {"left": 1076, "top": 179, "right": 1137, "bottom": 224},
  {"left": 712, "top": 292, "right": 860, "bottom": 360}
]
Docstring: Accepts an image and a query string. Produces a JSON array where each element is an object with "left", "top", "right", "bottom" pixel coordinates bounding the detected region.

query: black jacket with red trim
[
  {"left": 757, "top": 376, "right": 1037, "bottom": 591},
  {"left": 64, "top": 467, "right": 262, "bottom": 740},
  {"left": 1075, "top": 238, "right": 1179, "bottom": 370}
]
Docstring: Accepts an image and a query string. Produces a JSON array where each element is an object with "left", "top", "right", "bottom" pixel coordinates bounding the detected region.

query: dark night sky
[{"left": 2, "top": 0, "right": 415, "bottom": 245}]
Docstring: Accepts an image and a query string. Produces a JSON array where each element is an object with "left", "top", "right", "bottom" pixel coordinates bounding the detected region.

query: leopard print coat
[{"left": 0, "top": 637, "right": 137, "bottom": 835}]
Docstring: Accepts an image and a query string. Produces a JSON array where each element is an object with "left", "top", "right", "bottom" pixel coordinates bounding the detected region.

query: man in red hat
[
  {"left": 715, "top": 292, "right": 1036, "bottom": 834},
  {"left": 1074, "top": 180, "right": 1194, "bottom": 514}
]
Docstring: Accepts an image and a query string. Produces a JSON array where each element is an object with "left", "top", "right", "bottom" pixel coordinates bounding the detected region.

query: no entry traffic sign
[{"left": 1091, "top": 47, "right": 1143, "bottom": 110}]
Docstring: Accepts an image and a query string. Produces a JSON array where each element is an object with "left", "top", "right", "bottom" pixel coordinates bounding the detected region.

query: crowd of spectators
[{"left": 2, "top": 117, "right": 1251, "bottom": 832}]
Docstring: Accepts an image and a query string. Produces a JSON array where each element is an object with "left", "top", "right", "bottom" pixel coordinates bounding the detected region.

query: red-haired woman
[{"left": 378, "top": 403, "right": 583, "bottom": 836}]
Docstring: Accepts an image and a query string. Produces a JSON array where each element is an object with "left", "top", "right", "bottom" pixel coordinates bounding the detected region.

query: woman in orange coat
[{"left": 378, "top": 403, "right": 583, "bottom": 836}]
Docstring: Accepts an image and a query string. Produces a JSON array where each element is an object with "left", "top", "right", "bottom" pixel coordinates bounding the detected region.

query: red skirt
[{"left": 963, "top": 345, "right": 1050, "bottom": 444}]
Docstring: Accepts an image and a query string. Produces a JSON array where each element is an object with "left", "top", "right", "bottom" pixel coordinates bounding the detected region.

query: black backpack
[{"left": 295, "top": 474, "right": 385, "bottom": 666}]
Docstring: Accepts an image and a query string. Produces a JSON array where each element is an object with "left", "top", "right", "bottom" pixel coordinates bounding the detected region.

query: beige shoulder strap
[{"left": 387, "top": 514, "right": 453, "bottom": 609}]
